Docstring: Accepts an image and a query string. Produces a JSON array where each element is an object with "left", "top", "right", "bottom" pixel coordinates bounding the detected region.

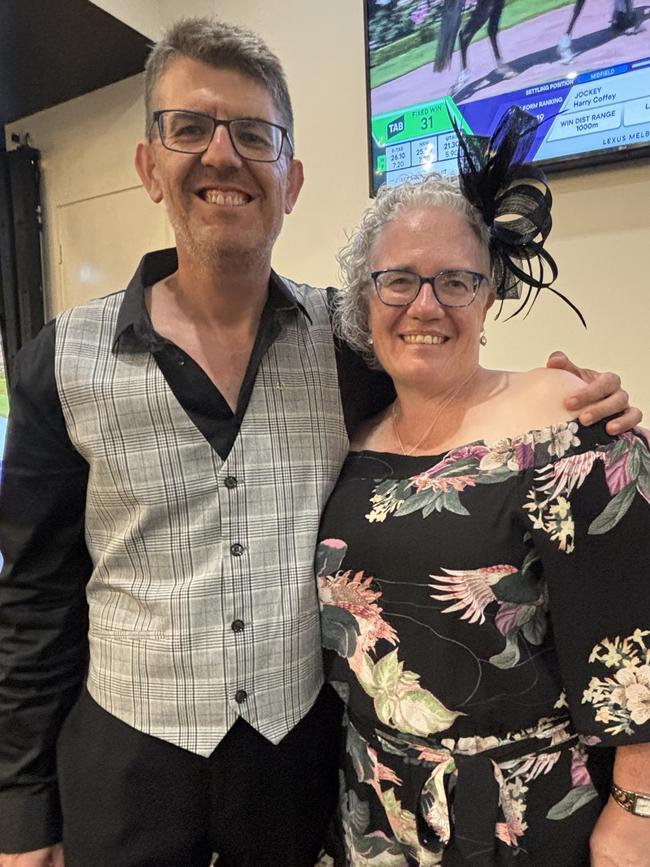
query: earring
[
  {"left": 479, "top": 330, "right": 487, "bottom": 346},
  {"left": 368, "top": 336, "right": 374, "bottom": 346}
]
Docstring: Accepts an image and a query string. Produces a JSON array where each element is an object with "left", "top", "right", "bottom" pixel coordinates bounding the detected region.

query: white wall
[
  {"left": 89, "top": 0, "right": 162, "bottom": 38},
  {"left": 8, "top": 0, "right": 650, "bottom": 411},
  {"left": 6, "top": 76, "right": 171, "bottom": 316}
]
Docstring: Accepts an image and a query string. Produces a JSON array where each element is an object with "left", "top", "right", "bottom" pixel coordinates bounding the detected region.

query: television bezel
[{"left": 363, "top": 0, "right": 650, "bottom": 197}]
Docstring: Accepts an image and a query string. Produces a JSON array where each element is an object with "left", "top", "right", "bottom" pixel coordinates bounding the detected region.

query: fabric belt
[{"left": 353, "top": 713, "right": 578, "bottom": 865}]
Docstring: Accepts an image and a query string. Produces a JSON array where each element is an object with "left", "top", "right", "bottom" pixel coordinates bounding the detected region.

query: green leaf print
[
  {"left": 492, "top": 569, "right": 540, "bottom": 604},
  {"left": 546, "top": 784, "right": 598, "bottom": 820},
  {"left": 432, "top": 489, "right": 470, "bottom": 517},
  {"left": 589, "top": 483, "right": 637, "bottom": 535},
  {"left": 489, "top": 631, "right": 521, "bottom": 669},
  {"left": 475, "top": 466, "right": 515, "bottom": 485},
  {"left": 372, "top": 649, "right": 403, "bottom": 693},
  {"left": 607, "top": 437, "right": 630, "bottom": 464},
  {"left": 394, "top": 489, "right": 441, "bottom": 517},
  {"left": 342, "top": 785, "right": 371, "bottom": 835},
  {"left": 394, "top": 689, "right": 461, "bottom": 737},
  {"left": 320, "top": 604, "right": 360, "bottom": 658},
  {"left": 342, "top": 787, "right": 407, "bottom": 865},
  {"left": 370, "top": 650, "right": 462, "bottom": 736},
  {"left": 522, "top": 606, "right": 548, "bottom": 646},
  {"left": 346, "top": 721, "right": 377, "bottom": 785},
  {"left": 640, "top": 446, "right": 650, "bottom": 477}
]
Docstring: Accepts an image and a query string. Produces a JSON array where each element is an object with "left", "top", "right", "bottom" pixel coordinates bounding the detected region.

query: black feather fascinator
[{"left": 454, "top": 106, "right": 585, "bottom": 326}]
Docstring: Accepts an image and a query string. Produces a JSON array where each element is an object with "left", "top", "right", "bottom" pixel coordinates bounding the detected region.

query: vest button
[
  {"left": 235, "top": 689, "right": 248, "bottom": 703},
  {"left": 231, "top": 619, "right": 245, "bottom": 633},
  {"left": 230, "top": 543, "right": 245, "bottom": 557},
  {"left": 224, "top": 476, "right": 238, "bottom": 489}
]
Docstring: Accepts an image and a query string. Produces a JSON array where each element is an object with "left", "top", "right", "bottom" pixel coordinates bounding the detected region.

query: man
[{"left": 0, "top": 17, "right": 639, "bottom": 867}]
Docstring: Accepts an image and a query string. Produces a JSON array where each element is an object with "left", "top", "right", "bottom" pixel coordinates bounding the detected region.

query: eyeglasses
[
  {"left": 151, "top": 109, "right": 293, "bottom": 162},
  {"left": 371, "top": 269, "right": 486, "bottom": 308}
]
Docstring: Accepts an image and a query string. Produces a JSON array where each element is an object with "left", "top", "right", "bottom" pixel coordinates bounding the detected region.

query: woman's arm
[{"left": 591, "top": 744, "right": 650, "bottom": 866}]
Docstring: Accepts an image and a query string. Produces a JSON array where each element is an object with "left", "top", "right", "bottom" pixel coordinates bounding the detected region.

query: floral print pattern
[
  {"left": 318, "top": 422, "right": 650, "bottom": 864},
  {"left": 583, "top": 630, "right": 650, "bottom": 735}
]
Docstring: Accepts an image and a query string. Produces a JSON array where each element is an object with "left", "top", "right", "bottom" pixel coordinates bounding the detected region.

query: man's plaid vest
[{"left": 54, "top": 279, "right": 348, "bottom": 755}]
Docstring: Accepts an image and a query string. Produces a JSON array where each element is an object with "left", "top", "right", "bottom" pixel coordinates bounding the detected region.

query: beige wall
[
  {"left": 89, "top": 0, "right": 162, "bottom": 39},
  {"left": 6, "top": 76, "right": 171, "bottom": 316},
  {"left": 8, "top": 0, "right": 650, "bottom": 410}
]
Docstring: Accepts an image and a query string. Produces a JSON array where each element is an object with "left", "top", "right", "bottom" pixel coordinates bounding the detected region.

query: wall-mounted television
[{"left": 366, "top": 0, "right": 650, "bottom": 194}]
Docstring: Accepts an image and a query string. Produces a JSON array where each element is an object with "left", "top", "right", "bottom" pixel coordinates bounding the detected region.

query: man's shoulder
[
  {"left": 277, "top": 276, "right": 328, "bottom": 305},
  {"left": 56, "top": 289, "right": 126, "bottom": 323}
]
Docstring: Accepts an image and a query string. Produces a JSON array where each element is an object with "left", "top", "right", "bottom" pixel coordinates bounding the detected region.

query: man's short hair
[{"left": 144, "top": 17, "right": 295, "bottom": 145}]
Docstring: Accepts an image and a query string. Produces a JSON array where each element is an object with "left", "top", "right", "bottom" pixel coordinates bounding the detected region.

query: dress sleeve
[
  {"left": 521, "top": 424, "right": 650, "bottom": 747},
  {"left": 0, "top": 322, "right": 92, "bottom": 852}
]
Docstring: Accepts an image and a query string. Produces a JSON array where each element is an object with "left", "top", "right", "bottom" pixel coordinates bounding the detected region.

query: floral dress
[{"left": 316, "top": 421, "right": 650, "bottom": 866}]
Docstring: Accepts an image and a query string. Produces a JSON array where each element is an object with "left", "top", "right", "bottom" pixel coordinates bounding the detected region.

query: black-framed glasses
[
  {"left": 371, "top": 269, "right": 486, "bottom": 308},
  {"left": 151, "top": 109, "right": 293, "bottom": 162}
]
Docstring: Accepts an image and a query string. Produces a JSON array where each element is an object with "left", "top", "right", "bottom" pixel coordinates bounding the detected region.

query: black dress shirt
[{"left": 0, "top": 248, "right": 394, "bottom": 852}]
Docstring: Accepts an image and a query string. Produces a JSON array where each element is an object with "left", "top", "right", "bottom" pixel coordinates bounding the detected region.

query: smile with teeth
[
  {"left": 201, "top": 189, "right": 251, "bottom": 206},
  {"left": 402, "top": 334, "right": 448, "bottom": 345}
]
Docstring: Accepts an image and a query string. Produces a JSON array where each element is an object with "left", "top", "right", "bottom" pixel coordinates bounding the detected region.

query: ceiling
[{"left": 1, "top": 0, "right": 151, "bottom": 140}]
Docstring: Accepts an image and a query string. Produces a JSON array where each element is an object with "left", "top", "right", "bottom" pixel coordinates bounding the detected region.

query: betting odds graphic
[
  {"left": 372, "top": 59, "right": 650, "bottom": 188},
  {"left": 372, "top": 97, "right": 469, "bottom": 182}
]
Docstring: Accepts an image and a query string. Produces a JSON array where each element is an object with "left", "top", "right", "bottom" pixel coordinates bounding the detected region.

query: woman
[{"left": 317, "top": 111, "right": 650, "bottom": 865}]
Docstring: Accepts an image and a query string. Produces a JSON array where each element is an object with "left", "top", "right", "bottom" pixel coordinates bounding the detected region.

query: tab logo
[{"left": 387, "top": 116, "right": 405, "bottom": 139}]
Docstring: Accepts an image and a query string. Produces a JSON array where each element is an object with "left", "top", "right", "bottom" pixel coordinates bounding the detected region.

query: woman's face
[{"left": 367, "top": 206, "right": 494, "bottom": 395}]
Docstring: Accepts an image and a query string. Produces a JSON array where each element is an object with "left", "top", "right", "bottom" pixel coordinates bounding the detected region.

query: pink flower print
[
  {"left": 323, "top": 569, "right": 398, "bottom": 651},
  {"left": 430, "top": 565, "right": 518, "bottom": 625},
  {"left": 513, "top": 750, "right": 560, "bottom": 783},
  {"left": 436, "top": 443, "right": 490, "bottom": 473},
  {"left": 417, "top": 746, "right": 453, "bottom": 763},
  {"left": 367, "top": 743, "right": 402, "bottom": 787},
  {"left": 494, "top": 602, "right": 535, "bottom": 637},
  {"left": 514, "top": 440, "right": 535, "bottom": 470},
  {"left": 603, "top": 450, "right": 633, "bottom": 496},
  {"left": 315, "top": 538, "right": 348, "bottom": 577},
  {"left": 494, "top": 767, "right": 528, "bottom": 848},
  {"left": 570, "top": 747, "right": 591, "bottom": 787},
  {"left": 411, "top": 473, "right": 477, "bottom": 494},
  {"left": 536, "top": 450, "right": 598, "bottom": 501},
  {"left": 409, "top": 444, "right": 487, "bottom": 493}
]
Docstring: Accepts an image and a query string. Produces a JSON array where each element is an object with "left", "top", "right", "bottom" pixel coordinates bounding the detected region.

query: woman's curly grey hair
[{"left": 334, "top": 174, "right": 491, "bottom": 367}]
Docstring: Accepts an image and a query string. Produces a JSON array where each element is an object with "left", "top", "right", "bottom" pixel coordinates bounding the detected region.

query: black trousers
[{"left": 57, "top": 686, "right": 343, "bottom": 867}]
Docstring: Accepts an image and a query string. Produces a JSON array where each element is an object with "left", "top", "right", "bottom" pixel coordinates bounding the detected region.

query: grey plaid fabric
[{"left": 54, "top": 280, "right": 349, "bottom": 755}]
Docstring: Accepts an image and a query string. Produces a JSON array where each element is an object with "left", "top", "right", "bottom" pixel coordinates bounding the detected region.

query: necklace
[{"left": 391, "top": 369, "right": 479, "bottom": 457}]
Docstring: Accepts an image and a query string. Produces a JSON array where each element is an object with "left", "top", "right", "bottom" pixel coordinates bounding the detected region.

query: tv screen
[{"left": 366, "top": 0, "right": 650, "bottom": 194}]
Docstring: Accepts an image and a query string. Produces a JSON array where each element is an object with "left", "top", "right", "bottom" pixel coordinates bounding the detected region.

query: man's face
[{"left": 136, "top": 57, "right": 303, "bottom": 269}]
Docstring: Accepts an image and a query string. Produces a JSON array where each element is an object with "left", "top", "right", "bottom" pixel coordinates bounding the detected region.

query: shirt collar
[{"left": 112, "top": 247, "right": 311, "bottom": 351}]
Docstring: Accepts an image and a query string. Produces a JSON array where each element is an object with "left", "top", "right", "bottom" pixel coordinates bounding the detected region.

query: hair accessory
[
  {"left": 453, "top": 106, "right": 586, "bottom": 327},
  {"left": 479, "top": 330, "right": 487, "bottom": 347}
]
